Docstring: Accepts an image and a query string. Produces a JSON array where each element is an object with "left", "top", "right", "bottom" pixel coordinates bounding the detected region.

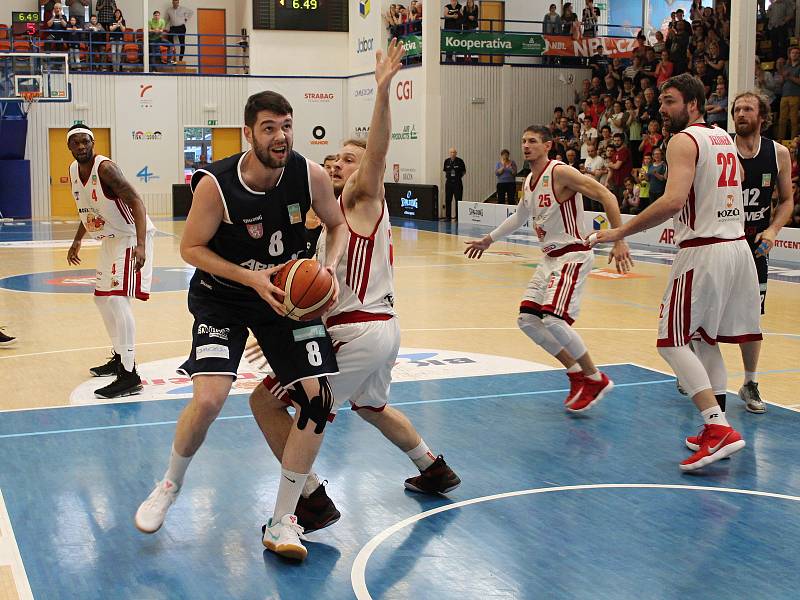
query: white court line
[
  {"left": 0, "top": 490, "right": 33, "bottom": 600},
  {"left": 1, "top": 327, "right": 798, "bottom": 361},
  {"left": 351, "top": 483, "right": 800, "bottom": 600}
]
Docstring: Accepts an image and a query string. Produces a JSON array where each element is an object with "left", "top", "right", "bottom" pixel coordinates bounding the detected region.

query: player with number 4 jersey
[
  {"left": 592, "top": 74, "right": 761, "bottom": 471},
  {"left": 465, "top": 125, "right": 633, "bottom": 413}
]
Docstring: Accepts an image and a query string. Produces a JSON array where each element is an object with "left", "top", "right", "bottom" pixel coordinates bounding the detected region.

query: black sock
[{"left": 715, "top": 393, "right": 726, "bottom": 413}]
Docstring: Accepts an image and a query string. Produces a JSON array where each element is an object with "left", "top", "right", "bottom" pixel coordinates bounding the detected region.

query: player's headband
[{"left": 67, "top": 128, "right": 94, "bottom": 142}]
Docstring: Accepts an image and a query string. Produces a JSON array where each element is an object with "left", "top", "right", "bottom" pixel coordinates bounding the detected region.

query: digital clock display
[
  {"left": 252, "top": 0, "right": 348, "bottom": 32},
  {"left": 12, "top": 11, "right": 41, "bottom": 23}
]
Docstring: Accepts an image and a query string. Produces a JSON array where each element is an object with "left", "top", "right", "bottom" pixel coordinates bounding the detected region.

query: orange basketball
[{"left": 272, "top": 258, "right": 335, "bottom": 321}]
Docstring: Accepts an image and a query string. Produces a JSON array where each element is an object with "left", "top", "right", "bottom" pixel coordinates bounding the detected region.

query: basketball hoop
[{"left": 20, "top": 91, "right": 41, "bottom": 117}]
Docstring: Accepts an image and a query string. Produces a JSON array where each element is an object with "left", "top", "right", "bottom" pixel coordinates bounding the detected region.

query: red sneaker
[
  {"left": 566, "top": 372, "right": 613, "bottom": 412},
  {"left": 680, "top": 424, "right": 745, "bottom": 471},
  {"left": 564, "top": 372, "right": 585, "bottom": 407},
  {"left": 685, "top": 428, "right": 704, "bottom": 452}
]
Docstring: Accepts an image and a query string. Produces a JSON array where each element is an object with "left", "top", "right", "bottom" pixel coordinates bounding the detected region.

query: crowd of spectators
[
  {"left": 36, "top": 0, "right": 193, "bottom": 71},
  {"left": 384, "top": 1, "right": 423, "bottom": 37},
  {"left": 539, "top": 3, "right": 800, "bottom": 227}
]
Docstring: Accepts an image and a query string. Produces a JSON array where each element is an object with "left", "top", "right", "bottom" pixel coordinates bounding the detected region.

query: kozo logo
[
  {"left": 396, "top": 80, "right": 413, "bottom": 100},
  {"left": 357, "top": 37, "right": 374, "bottom": 53}
]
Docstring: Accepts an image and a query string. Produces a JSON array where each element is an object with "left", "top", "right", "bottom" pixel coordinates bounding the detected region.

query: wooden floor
[{"left": 1, "top": 218, "right": 799, "bottom": 411}]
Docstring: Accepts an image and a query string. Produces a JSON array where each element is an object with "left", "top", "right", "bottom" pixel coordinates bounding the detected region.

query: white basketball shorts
[
  {"left": 95, "top": 231, "right": 154, "bottom": 300},
  {"left": 520, "top": 249, "right": 594, "bottom": 324}
]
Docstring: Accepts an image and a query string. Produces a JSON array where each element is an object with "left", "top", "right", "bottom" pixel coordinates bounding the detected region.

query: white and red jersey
[
  {"left": 522, "top": 160, "right": 589, "bottom": 256},
  {"left": 673, "top": 123, "right": 745, "bottom": 247},
  {"left": 319, "top": 199, "right": 396, "bottom": 326},
  {"left": 70, "top": 155, "right": 154, "bottom": 240}
]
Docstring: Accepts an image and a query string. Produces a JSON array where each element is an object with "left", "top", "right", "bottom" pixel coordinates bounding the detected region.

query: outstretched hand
[{"left": 375, "top": 38, "right": 406, "bottom": 90}]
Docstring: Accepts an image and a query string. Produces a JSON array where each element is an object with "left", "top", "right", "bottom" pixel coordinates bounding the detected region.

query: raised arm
[{"left": 349, "top": 38, "right": 405, "bottom": 207}]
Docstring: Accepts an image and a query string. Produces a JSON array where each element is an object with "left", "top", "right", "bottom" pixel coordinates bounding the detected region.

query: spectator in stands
[
  {"left": 46, "top": 3, "right": 69, "bottom": 51},
  {"left": 442, "top": 0, "right": 462, "bottom": 62},
  {"left": 639, "top": 119, "right": 663, "bottom": 157},
  {"left": 652, "top": 30, "right": 666, "bottom": 54},
  {"left": 494, "top": 150, "right": 517, "bottom": 205},
  {"left": 95, "top": 0, "right": 117, "bottom": 31},
  {"left": 689, "top": 38, "right": 707, "bottom": 72},
  {"left": 581, "top": 143, "right": 605, "bottom": 184},
  {"left": 655, "top": 50, "right": 674, "bottom": 87},
  {"left": 620, "top": 78, "right": 636, "bottom": 101},
  {"left": 623, "top": 56, "right": 643, "bottom": 82},
  {"left": 626, "top": 96, "right": 643, "bottom": 165},
  {"left": 597, "top": 96, "right": 614, "bottom": 131},
  {"left": 84, "top": 14, "right": 104, "bottom": 70},
  {"left": 581, "top": 0, "right": 599, "bottom": 38},
  {"left": 609, "top": 101, "right": 626, "bottom": 137},
  {"left": 65, "top": 0, "right": 88, "bottom": 25},
  {"left": 604, "top": 74, "right": 621, "bottom": 100},
  {"left": 689, "top": 0, "right": 704, "bottom": 23},
  {"left": 666, "top": 18, "right": 690, "bottom": 74},
  {"left": 550, "top": 107, "right": 564, "bottom": 131},
  {"left": 638, "top": 153, "right": 651, "bottom": 210},
  {"left": 579, "top": 118, "right": 598, "bottom": 160},
  {"left": 589, "top": 45, "right": 610, "bottom": 79},
  {"left": 65, "top": 15, "right": 82, "bottom": 66},
  {"left": 108, "top": 9, "right": 125, "bottom": 72},
  {"left": 620, "top": 176, "right": 639, "bottom": 214},
  {"left": 648, "top": 146, "right": 667, "bottom": 204},
  {"left": 384, "top": 4, "right": 400, "bottom": 35},
  {"left": 597, "top": 125, "right": 612, "bottom": 153},
  {"left": 778, "top": 46, "right": 800, "bottom": 140},
  {"left": 565, "top": 148, "right": 581, "bottom": 170},
  {"left": 561, "top": 3, "right": 579, "bottom": 39},
  {"left": 608, "top": 132, "right": 632, "bottom": 200},
  {"left": 705, "top": 81, "right": 728, "bottom": 128},
  {"left": 410, "top": 0, "right": 423, "bottom": 32},
  {"left": 556, "top": 116, "right": 575, "bottom": 142},
  {"left": 148, "top": 10, "right": 167, "bottom": 70},
  {"left": 600, "top": 146, "right": 614, "bottom": 189},
  {"left": 166, "top": 0, "right": 194, "bottom": 65},
  {"left": 767, "top": 0, "right": 793, "bottom": 61},
  {"left": 755, "top": 58, "right": 780, "bottom": 124},
  {"left": 640, "top": 86, "right": 660, "bottom": 125},
  {"left": 462, "top": 0, "right": 478, "bottom": 31},
  {"left": 704, "top": 40, "right": 726, "bottom": 80},
  {"left": 543, "top": 3, "right": 561, "bottom": 35}
]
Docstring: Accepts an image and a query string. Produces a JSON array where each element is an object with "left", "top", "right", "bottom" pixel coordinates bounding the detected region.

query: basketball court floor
[{"left": 1, "top": 217, "right": 799, "bottom": 599}]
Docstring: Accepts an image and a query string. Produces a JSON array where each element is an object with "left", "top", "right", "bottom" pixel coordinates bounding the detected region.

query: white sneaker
[
  {"left": 262, "top": 514, "right": 307, "bottom": 561},
  {"left": 135, "top": 479, "right": 180, "bottom": 533}
]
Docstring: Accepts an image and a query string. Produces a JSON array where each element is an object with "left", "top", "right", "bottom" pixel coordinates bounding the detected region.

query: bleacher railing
[{"left": 0, "top": 27, "right": 248, "bottom": 75}]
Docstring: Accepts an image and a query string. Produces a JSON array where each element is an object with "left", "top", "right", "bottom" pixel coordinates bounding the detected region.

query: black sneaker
[
  {"left": 0, "top": 329, "right": 16, "bottom": 347},
  {"left": 295, "top": 481, "right": 341, "bottom": 534},
  {"left": 404, "top": 455, "right": 461, "bottom": 495},
  {"left": 94, "top": 365, "right": 142, "bottom": 399},
  {"left": 90, "top": 352, "right": 120, "bottom": 377}
]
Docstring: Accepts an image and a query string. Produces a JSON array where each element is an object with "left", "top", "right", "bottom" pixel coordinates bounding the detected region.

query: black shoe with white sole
[{"left": 94, "top": 365, "right": 142, "bottom": 399}]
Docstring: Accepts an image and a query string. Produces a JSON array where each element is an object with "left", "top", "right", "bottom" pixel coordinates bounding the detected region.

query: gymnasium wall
[{"left": 440, "top": 64, "right": 591, "bottom": 203}]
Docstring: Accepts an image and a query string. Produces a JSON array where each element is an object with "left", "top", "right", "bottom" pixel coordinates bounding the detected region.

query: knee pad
[
  {"left": 542, "top": 315, "right": 587, "bottom": 360},
  {"left": 517, "top": 313, "right": 563, "bottom": 356},
  {"left": 287, "top": 377, "right": 334, "bottom": 434}
]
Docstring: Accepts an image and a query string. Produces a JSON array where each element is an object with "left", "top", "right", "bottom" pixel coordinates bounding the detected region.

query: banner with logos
[
  {"left": 457, "top": 204, "right": 800, "bottom": 265},
  {"left": 113, "top": 77, "right": 180, "bottom": 195},
  {"left": 350, "top": 0, "right": 380, "bottom": 74},
  {"left": 398, "top": 34, "right": 422, "bottom": 58},
  {"left": 385, "top": 67, "right": 423, "bottom": 184},
  {"left": 246, "top": 78, "right": 344, "bottom": 165},
  {"left": 440, "top": 31, "right": 634, "bottom": 59},
  {"left": 346, "top": 73, "right": 376, "bottom": 142}
]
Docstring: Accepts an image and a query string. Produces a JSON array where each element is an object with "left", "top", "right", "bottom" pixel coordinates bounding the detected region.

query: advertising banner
[
  {"left": 398, "top": 34, "right": 423, "bottom": 58},
  {"left": 384, "top": 67, "right": 423, "bottom": 184},
  {"left": 114, "top": 77, "right": 180, "bottom": 195},
  {"left": 440, "top": 31, "right": 635, "bottom": 59},
  {"left": 346, "top": 73, "right": 376, "bottom": 142},
  {"left": 350, "top": 0, "right": 380, "bottom": 74}
]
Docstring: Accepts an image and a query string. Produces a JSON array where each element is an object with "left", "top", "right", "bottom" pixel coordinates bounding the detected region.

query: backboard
[{"left": 0, "top": 53, "right": 70, "bottom": 102}]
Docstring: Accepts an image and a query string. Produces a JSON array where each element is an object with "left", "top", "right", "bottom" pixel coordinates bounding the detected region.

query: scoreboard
[{"left": 252, "top": 0, "right": 348, "bottom": 32}]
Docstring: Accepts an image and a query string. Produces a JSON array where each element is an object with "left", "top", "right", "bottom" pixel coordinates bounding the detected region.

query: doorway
[
  {"left": 49, "top": 127, "right": 111, "bottom": 217},
  {"left": 197, "top": 9, "right": 226, "bottom": 75},
  {"left": 479, "top": 1, "right": 504, "bottom": 65}
]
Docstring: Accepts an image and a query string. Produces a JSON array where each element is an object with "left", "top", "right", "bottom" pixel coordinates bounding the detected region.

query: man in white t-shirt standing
[{"left": 166, "top": 0, "right": 194, "bottom": 64}]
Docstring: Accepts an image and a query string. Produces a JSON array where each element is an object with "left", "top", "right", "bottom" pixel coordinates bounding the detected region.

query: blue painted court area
[
  {"left": 1, "top": 364, "right": 800, "bottom": 599},
  {"left": 0, "top": 267, "right": 193, "bottom": 294}
]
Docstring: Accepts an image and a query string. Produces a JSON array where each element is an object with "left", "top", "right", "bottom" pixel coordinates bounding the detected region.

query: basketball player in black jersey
[
  {"left": 135, "top": 91, "right": 348, "bottom": 561},
  {"left": 732, "top": 91, "right": 794, "bottom": 413}
]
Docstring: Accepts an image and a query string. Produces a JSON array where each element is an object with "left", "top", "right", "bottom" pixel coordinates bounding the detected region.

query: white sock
[
  {"left": 109, "top": 296, "right": 136, "bottom": 372},
  {"left": 163, "top": 445, "right": 192, "bottom": 487},
  {"left": 701, "top": 406, "right": 729, "bottom": 427},
  {"left": 302, "top": 472, "right": 321, "bottom": 498},
  {"left": 273, "top": 468, "right": 308, "bottom": 522},
  {"left": 585, "top": 370, "right": 602, "bottom": 381},
  {"left": 566, "top": 363, "right": 581, "bottom": 374},
  {"left": 406, "top": 439, "right": 436, "bottom": 471},
  {"left": 744, "top": 371, "right": 757, "bottom": 384}
]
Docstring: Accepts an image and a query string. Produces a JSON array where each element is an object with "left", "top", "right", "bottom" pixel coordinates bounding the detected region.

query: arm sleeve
[{"left": 489, "top": 196, "right": 529, "bottom": 241}]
